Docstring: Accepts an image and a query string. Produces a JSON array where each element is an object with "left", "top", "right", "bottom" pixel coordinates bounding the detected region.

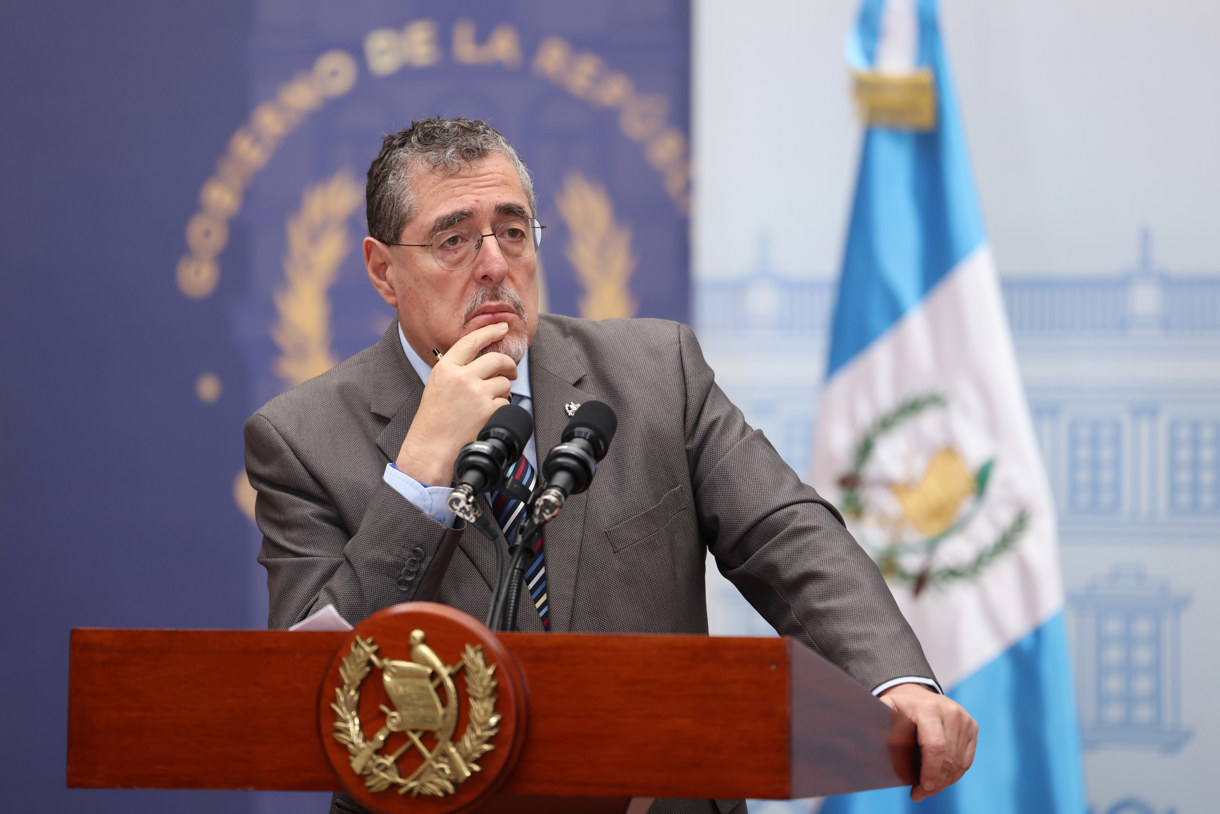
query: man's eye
[
  {"left": 436, "top": 233, "right": 466, "bottom": 250},
  {"left": 499, "top": 225, "right": 526, "bottom": 241}
]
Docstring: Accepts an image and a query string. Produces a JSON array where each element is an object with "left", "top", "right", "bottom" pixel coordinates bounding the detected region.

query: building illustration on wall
[
  {"left": 1069, "top": 564, "right": 1191, "bottom": 752},
  {"left": 696, "top": 232, "right": 1215, "bottom": 762}
]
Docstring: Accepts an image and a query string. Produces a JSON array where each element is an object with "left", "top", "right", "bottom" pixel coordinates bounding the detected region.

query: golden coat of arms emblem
[{"left": 330, "top": 629, "right": 501, "bottom": 798}]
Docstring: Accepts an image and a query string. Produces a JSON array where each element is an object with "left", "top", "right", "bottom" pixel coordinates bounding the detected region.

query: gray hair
[{"left": 365, "top": 117, "right": 536, "bottom": 244}]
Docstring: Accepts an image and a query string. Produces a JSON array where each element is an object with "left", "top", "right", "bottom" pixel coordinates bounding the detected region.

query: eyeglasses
[{"left": 386, "top": 217, "right": 545, "bottom": 272}]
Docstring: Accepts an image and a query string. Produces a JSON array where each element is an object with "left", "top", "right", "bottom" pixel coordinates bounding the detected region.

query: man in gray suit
[{"left": 245, "top": 117, "right": 976, "bottom": 812}]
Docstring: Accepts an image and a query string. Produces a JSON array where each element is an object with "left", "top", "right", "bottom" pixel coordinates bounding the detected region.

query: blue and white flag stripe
[
  {"left": 829, "top": 0, "right": 983, "bottom": 378},
  {"left": 812, "top": 1, "right": 1087, "bottom": 811}
]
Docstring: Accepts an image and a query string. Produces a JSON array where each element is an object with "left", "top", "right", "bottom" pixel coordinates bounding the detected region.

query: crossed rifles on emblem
[{"left": 350, "top": 630, "right": 474, "bottom": 783}]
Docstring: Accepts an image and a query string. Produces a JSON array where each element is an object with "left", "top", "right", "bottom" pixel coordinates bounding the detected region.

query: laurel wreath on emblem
[
  {"left": 330, "top": 635, "right": 500, "bottom": 797},
  {"left": 556, "top": 171, "right": 638, "bottom": 320},
  {"left": 837, "top": 392, "right": 1028, "bottom": 592},
  {"left": 275, "top": 170, "right": 364, "bottom": 388}
]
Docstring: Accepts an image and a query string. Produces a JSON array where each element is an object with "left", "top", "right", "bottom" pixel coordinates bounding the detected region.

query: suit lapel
[
  {"left": 529, "top": 318, "right": 591, "bottom": 633},
  {"left": 370, "top": 320, "right": 424, "bottom": 464}
]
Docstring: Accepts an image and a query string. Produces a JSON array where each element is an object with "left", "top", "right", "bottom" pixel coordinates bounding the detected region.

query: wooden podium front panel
[
  {"left": 67, "top": 629, "right": 797, "bottom": 798},
  {"left": 67, "top": 629, "right": 345, "bottom": 790},
  {"left": 498, "top": 633, "right": 795, "bottom": 801}
]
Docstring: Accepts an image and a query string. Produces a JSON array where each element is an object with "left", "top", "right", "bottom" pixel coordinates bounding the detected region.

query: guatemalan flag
[{"left": 811, "top": 1, "right": 1087, "bottom": 812}]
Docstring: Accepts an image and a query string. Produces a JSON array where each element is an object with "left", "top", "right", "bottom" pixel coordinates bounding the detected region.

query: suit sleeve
[
  {"left": 677, "top": 323, "right": 936, "bottom": 690},
  {"left": 245, "top": 411, "right": 464, "bottom": 629}
]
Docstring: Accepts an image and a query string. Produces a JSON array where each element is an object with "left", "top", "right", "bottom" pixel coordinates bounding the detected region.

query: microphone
[
  {"left": 533, "top": 401, "right": 617, "bottom": 524},
  {"left": 447, "top": 403, "right": 533, "bottom": 524}
]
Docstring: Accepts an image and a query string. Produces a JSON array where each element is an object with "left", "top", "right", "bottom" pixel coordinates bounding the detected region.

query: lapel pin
[{"left": 564, "top": 401, "right": 580, "bottom": 417}]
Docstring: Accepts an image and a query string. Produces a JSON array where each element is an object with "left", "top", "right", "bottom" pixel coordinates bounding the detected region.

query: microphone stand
[
  {"left": 460, "top": 511, "right": 508, "bottom": 630},
  {"left": 490, "top": 476, "right": 560, "bottom": 633},
  {"left": 491, "top": 514, "right": 540, "bottom": 632},
  {"left": 484, "top": 476, "right": 536, "bottom": 631}
]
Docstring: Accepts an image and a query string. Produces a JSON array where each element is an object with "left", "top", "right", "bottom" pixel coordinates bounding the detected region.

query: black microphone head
[
  {"left": 480, "top": 403, "right": 534, "bottom": 457},
  {"left": 563, "top": 400, "right": 617, "bottom": 458}
]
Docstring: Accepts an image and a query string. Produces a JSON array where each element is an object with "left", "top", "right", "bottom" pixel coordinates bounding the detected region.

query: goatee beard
[
  {"left": 484, "top": 332, "right": 528, "bottom": 364},
  {"left": 465, "top": 284, "right": 530, "bottom": 364}
]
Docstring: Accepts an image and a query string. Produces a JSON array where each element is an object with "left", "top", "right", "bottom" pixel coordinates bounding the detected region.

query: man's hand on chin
[
  {"left": 878, "top": 683, "right": 978, "bottom": 801},
  {"left": 395, "top": 321, "right": 518, "bottom": 486}
]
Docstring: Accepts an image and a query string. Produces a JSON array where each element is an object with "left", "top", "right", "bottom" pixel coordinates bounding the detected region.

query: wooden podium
[{"left": 67, "top": 603, "right": 916, "bottom": 813}]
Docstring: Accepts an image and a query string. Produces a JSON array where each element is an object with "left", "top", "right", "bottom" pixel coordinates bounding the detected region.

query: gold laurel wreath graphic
[
  {"left": 274, "top": 170, "right": 364, "bottom": 388},
  {"left": 331, "top": 637, "right": 501, "bottom": 798},
  {"left": 556, "top": 172, "right": 637, "bottom": 320},
  {"left": 234, "top": 171, "right": 363, "bottom": 524}
]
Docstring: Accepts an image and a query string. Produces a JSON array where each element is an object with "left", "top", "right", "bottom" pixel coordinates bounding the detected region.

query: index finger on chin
[{"left": 443, "top": 322, "right": 511, "bottom": 365}]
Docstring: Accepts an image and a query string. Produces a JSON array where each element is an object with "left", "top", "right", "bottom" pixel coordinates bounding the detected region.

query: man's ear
[{"left": 364, "top": 236, "right": 397, "bottom": 307}]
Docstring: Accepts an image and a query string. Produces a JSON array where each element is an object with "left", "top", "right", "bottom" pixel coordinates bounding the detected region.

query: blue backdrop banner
[{"left": 0, "top": 2, "right": 689, "bottom": 812}]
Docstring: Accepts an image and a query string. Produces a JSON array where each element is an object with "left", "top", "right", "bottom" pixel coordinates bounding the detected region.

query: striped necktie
[{"left": 488, "top": 396, "right": 550, "bottom": 631}]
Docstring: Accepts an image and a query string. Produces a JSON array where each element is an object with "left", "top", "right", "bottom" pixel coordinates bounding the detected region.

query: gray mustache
[{"left": 463, "top": 285, "right": 526, "bottom": 324}]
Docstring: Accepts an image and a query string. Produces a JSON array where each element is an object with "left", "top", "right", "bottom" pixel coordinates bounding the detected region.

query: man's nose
[{"left": 471, "top": 234, "right": 510, "bottom": 285}]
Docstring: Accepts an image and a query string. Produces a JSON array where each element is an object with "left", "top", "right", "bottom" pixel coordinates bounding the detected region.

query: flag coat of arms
[{"left": 811, "top": 0, "right": 1087, "bottom": 811}]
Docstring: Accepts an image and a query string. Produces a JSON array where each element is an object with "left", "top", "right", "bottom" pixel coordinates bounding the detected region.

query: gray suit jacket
[
  {"left": 245, "top": 315, "right": 934, "bottom": 812},
  {"left": 246, "top": 314, "right": 932, "bottom": 684}
]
